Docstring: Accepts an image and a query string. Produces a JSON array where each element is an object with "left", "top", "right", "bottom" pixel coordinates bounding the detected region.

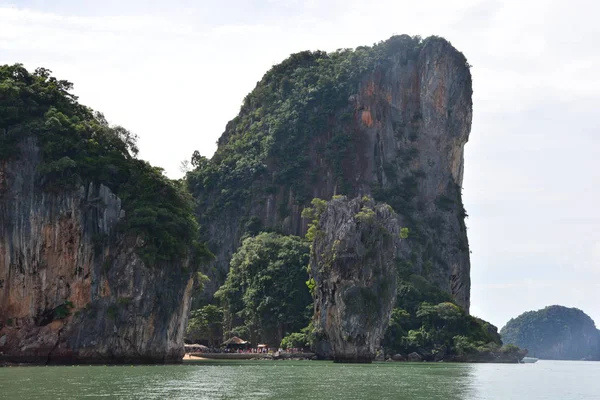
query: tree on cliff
[
  {"left": 382, "top": 275, "right": 503, "bottom": 358},
  {"left": 215, "top": 232, "right": 312, "bottom": 345},
  {"left": 0, "top": 63, "right": 212, "bottom": 267},
  {"left": 500, "top": 305, "right": 600, "bottom": 360}
]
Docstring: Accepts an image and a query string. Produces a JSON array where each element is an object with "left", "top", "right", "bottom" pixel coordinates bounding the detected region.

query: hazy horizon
[{"left": 2, "top": 0, "right": 598, "bottom": 330}]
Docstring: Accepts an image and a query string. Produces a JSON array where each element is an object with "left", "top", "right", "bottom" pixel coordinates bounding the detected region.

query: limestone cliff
[
  {"left": 189, "top": 35, "right": 472, "bottom": 311},
  {"left": 0, "top": 138, "right": 193, "bottom": 364},
  {"left": 310, "top": 196, "right": 400, "bottom": 362}
]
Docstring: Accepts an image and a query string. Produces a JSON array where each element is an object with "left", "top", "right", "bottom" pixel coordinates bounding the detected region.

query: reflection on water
[{"left": 1, "top": 360, "right": 599, "bottom": 399}]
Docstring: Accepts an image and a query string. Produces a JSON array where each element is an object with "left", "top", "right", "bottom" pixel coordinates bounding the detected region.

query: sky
[{"left": 1, "top": 0, "right": 599, "bottom": 329}]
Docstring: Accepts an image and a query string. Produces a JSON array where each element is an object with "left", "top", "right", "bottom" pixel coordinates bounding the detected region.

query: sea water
[{"left": 1, "top": 359, "right": 599, "bottom": 399}]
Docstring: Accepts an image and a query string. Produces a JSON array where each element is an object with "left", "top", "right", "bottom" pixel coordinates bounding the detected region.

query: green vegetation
[
  {"left": 54, "top": 301, "right": 74, "bottom": 320},
  {"left": 117, "top": 297, "right": 132, "bottom": 306},
  {"left": 0, "top": 64, "right": 211, "bottom": 267},
  {"left": 301, "top": 198, "right": 327, "bottom": 242},
  {"left": 355, "top": 206, "right": 376, "bottom": 224},
  {"left": 184, "top": 197, "right": 489, "bottom": 357},
  {"left": 500, "top": 305, "right": 600, "bottom": 360},
  {"left": 280, "top": 324, "right": 314, "bottom": 350},
  {"left": 383, "top": 275, "right": 502, "bottom": 357},
  {"left": 106, "top": 305, "right": 119, "bottom": 320},
  {"left": 186, "top": 304, "right": 224, "bottom": 347},
  {"left": 215, "top": 232, "right": 312, "bottom": 345},
  {"left": 305, "top": 277, "right": 316, "bottom": 296},
  {"left": 186, "top": 35, "right": 429, "bottom": 220}
]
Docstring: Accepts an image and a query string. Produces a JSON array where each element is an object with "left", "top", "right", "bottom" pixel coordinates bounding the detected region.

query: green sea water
[{"left": 1, "top": 360, "right": 598, "bottom": 399}]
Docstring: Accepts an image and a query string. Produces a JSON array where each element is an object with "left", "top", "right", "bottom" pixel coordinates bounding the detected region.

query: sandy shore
[
  {"left": 183, "top": 352, "right": 315, "bottom": 360},
  {"left": 183, "top": 354, "right": 208, "bottom": 360}
]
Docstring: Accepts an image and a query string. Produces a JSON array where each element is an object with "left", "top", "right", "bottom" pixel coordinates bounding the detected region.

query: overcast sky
[{"left": 1, "top": 0, "right": 599, "bottom": 329}]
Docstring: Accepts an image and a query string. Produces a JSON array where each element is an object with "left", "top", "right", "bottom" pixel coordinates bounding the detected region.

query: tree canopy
[
  {"left": 383, "top": 275, "right": 502, "bottom": 356},
  {"left": 186, "top": 304, "right": 224, "bottom": 347},
  {"left": 215, "top": 232, "right": 312, "bottom": 345},
  {"left": 0, "top": 64, "right": 211, "bottom": 267}
]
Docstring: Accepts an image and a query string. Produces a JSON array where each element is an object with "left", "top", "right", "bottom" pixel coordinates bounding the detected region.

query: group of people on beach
[{"left": 186, "top": 345, "right": 307, "bottom": 354}]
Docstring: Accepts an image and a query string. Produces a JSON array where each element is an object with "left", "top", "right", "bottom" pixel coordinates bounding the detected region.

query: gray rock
[
  {"left": 0, "top": 138, "right": 194, "bottom": 364},
  {"left": 311, "top": 196, "right": 401, "bottom": 363},
  {"left": 408, "top": 352, "right": 423, "bottom": 362},
  {"left": 391, "top": 354, "right": 406, "bottom": 361}
]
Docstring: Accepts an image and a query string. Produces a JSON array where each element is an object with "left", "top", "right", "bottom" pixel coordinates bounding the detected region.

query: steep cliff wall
[
  {"left": 311, "top": 196, "right": 400, "bottom": 362},
  {"left": 0, "top": 138, "right": 193, "bottom": 364},
  {"left": 0, "top": 64, "right": 207, "bottom": 364},
  {"left": 190, "top": 35, "right": 472, "bottom": 311}
]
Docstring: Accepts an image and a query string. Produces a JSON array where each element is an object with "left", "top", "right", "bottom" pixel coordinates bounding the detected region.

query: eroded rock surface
[
  {"left": 311, "top": 196, "right": 400, "bottom": 362},
  {"left": 0, "top": 139, "right": 193, "bottom": 364}
]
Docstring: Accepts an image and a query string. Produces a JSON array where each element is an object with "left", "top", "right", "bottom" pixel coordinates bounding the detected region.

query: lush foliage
[
  {"left": 186, "top": 305, "right": 224, "bottom": 346},
  {"left": 399, "top": 227, "right": 409, "bottom": 239},
  {"left": 300, "top": 197, "right": 327, "bottom": 242},
  {"left": 186, "top": 35, "right": 428, "bottom": 218},
  {"left": 383, "top": 275, "right": 502, "bottom": 356},
  {"left": 280, "top": 324, "right": 315, "bottom": 350},
  {"left": 0, "top": 64, "right": 211, "bottom": 266},
  {"left": 500, "top": 305, "right": 600, "bottom": 360},
  {"left": 215, "top": 232, "right": 312, "bottom": 345}
]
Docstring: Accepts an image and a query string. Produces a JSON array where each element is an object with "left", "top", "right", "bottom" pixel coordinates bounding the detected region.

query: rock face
[
  {"left": 500, "top": 305, "right": 600, "bottom": 360},
  {"left": 310, "top": 196, "right": 400, "bottom": 362},
  {"left": 0, "top": 139, "right": 193, "bottom": 364},
  {"left": 191, "top": 35, "right": 472, "bottom": 311}
]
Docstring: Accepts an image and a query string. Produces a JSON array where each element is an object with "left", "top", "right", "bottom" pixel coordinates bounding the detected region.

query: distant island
[{"left": 500, "top": 305, "right": 600, "bottom": 361}]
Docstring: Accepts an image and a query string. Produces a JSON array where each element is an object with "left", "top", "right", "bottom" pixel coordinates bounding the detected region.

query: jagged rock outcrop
[
  {"left": 501, "top": 305, "right": 600, "bottom": 360},
  {"left": 0, "top": 139, "right": 193, "bottom": 364},
  {"left": 310, "top": 196, "right": 400, "bottom": 362},
  {"left": 190, "top": 34, "right": 472, "bottom": 311}
]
